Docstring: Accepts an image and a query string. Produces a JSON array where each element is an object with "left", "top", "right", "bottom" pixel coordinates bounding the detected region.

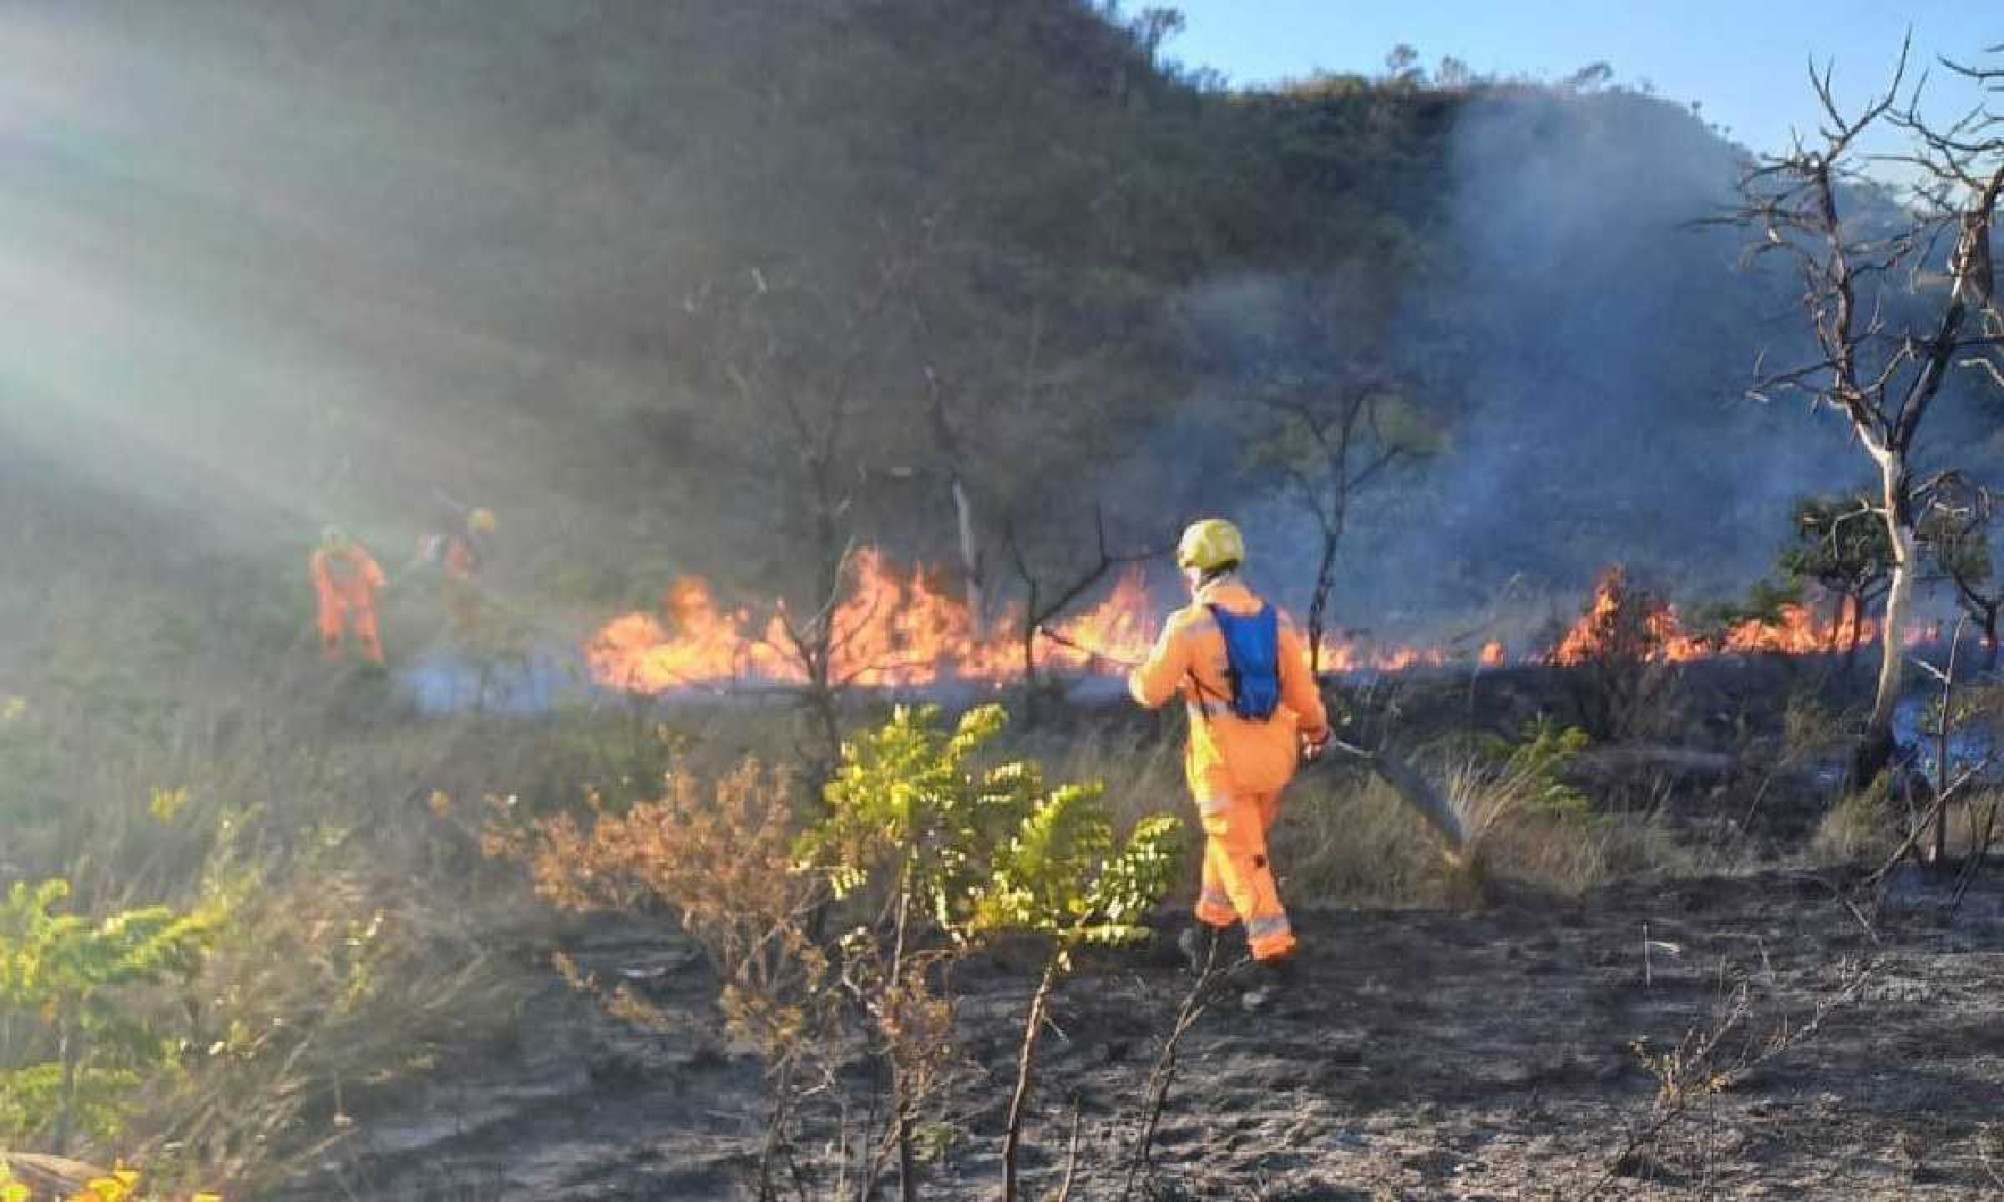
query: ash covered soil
[{"left": 286, "top": 867, "right": 2004, "bottom": 1201}]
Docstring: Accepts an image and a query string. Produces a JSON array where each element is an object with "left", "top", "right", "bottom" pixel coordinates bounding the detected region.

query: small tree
[
  {"left": 1549, "top": 566, "right": 1681, "bottom": 741},
  {"left": 967, "top": 766, "right": 1181, "bottom": 1202},
  {"left": 0, "top": 880, "right": 218, "bottom": 1155},
  {"left": 1778, "top": 493, "right": 1892, "bottom": 663},
  {"left": 1919, "top": 478, "right": 2003, "bottom": 666},
  {"left": 798, "top": 705, "right": 1182, "bottom": 1202},
  {"left": 1002, "top": 507, "right": 1162, "bottom": 725},
  {"left": 1248, "top": 360, "right": 1436, "bottom": 674}
]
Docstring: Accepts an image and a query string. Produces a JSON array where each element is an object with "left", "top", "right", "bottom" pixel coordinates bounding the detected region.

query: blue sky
[{"left": 1167, "top": 1, "right": 1987, "bottom": 165}]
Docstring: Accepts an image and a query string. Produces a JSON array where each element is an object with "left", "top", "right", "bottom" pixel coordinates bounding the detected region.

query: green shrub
[
  {"left": 1479, "top": 717, "right": 1593, "bottom": 821},
  {"left": 0, "top": 880, "right": 219, "bottom": 1152},
  {"left": 800, "top": 704, "right": 1183, "bottom": 1200}
]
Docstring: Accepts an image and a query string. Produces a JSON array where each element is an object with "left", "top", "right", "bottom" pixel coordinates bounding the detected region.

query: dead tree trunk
[
  {"left": 1857, "top": 460, "right": 1918, "bottom": 782},
  {"left": 923, "top": 365, "right": 986, "bottom": 623},
  {"left": 1305, "top": 514, "right": 1344, "bottom": 677}
]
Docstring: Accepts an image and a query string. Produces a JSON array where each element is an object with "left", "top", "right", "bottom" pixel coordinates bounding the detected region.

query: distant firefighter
[
  {"left": 311, "top": 525, "right": 387, "bottom": 664},
  {"left": 420, "top": 506, "right": 495, "bottom": 637}
]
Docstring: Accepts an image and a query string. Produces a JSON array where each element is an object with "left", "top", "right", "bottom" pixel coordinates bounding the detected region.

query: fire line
[{"left": 585, "top": 555, "right": 1924, "bottom": 695}]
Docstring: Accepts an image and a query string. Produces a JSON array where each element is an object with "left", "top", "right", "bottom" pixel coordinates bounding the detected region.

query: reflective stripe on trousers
[
  {"left": 1245, "top": 914, "right": 1292, "bottom": 942},
  {"left": 1196, "top": 885, "right": 1235, "bottom": 927},
  {"left": 1193, "top": 787, "right": 1297, "bottom": 962}
]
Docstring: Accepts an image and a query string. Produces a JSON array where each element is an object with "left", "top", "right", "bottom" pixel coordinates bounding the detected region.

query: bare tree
[
  {"left": 1778, "top": 494, "right": 1892, "bottom": 665},
  {"left": 922, "top": 363, "right": 987, "bottom": 621},
  {"left": 1251, "top": 364, "right": 1427, "bottom": 675},
  {"left": 1920, "top": 474, "right": 2004, "bottom": 666},
  {"left": 1724, "top": 40, "right": 2004, "bottom": 784},
  {"left": 711, "top": 245, "right": 918, "bottom": 777},
  {"left": 1004, "top": 506, "right": 1162, "bottom": 725}
]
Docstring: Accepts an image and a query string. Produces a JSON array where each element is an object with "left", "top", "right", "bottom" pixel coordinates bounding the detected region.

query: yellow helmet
[
  {"left": 467, "top": 507, "right": 497, "bottom": 534},
  {"left": 1177, "top": 518, "right": 1245, "bottom": 573}
]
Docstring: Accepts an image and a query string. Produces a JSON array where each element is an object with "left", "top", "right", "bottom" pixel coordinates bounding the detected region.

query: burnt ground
[{"left": 284, "top": 866, "right": 2004, "bottom": 1201}]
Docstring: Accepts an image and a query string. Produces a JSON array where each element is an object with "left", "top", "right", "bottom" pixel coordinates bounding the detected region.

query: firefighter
[
  {"left": 310, "top": 525, "right": 387, "bottom": 665},
  {"left": 420, "top": 506, "right": 495, "bottom": 637},
  {"left": 1128, "top": 518, "right": 1330, "bottom": 1006}
]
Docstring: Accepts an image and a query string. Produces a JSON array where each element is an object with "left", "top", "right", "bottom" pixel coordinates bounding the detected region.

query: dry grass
[
  {"left": 1038, "top": 721, "right": 1693, "bottom": 911},
  {"left": 1274, "top": 758, "right": 1688, "bottom": 908},
  {"left": 143, "top": 857, "right": 518, "bottom": 1190},
  {"left": 0, "top": 665, "right": 553, "bottom": 1193},
  {"left": 1280, "top": 772, "right": 1450, "bottom": 905},
  {"left": 1811, "top": 776, "right": 2004, "bottom": 868},
  {"left": 1811, "top": 775, "right": 1902, "bottom": 862},
  {"left": 0, "top": 651, "right": 1847, "bottom": 1193}
]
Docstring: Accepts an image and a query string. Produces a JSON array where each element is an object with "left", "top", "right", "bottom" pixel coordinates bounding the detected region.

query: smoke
[
  {"left": 1401, "top": 87, "right": 1850, "bottom": 597},
  {"left": 1402, "top": 85, "right": 2002, "bottom": 615},
  {"left": 0, "top": 2, "right": 722, "bottom": 597},
  {"left": 6, "top": 10, "right": 437, "bottom": 551},
  {"left": 1179, "top": 84, "right": 1961, "bottom": 640},
  {"left": 2, "top": 4, "right": 1990, "bottom": 663}
]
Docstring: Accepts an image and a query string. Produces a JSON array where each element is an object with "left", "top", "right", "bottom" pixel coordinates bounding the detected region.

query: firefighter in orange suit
[
  {"left": 423, "top": 506, "right": 495, "bottom": 637},
  {"left": 1128, "top": 519, "right": 1329, "bottom": 999},
  {"left": 311, "top": 525, "right": 387, "bottom": 664}
]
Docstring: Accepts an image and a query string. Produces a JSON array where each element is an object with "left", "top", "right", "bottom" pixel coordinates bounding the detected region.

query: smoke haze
[{"left": 2, "top": 3, "right": 1996, "bottom": 656}]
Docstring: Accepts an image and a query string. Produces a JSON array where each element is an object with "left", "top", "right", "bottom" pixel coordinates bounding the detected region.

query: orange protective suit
[
  {"left": 311, "top": 543, "right": 387, "bottom": 664},
  {"left": 438, "top": 532, "right": 482, "bottom": 636},
  {"left": 1128, "top": 577, "right": 1330, "bottom": 963}
]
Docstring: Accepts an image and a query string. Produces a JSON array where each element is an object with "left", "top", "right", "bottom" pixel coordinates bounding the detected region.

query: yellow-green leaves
[
  {"left": 0, "top": 1159, "right": 215, "bottom": 1202},
  {"left": 0, "top": 880, "right": 219, "bottom": 1142},
  {"left": 147, "top": 787, "right": 191, "bottom": 824},
  {"left": 802, "top": 704, "right": 1185, "bottom": 956}
]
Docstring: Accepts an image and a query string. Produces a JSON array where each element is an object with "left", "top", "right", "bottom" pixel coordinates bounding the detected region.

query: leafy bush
[
  {"left": 489, "top": 759, "right": 830, "bottom": 1065},
  {"left": 801, "top": 705, "right": 1183, "bottom": 958},
  {"left": 802, "top": 704, "right": 1183, "bottom": 1201},
  {"left": 1478, "top": 718, "right": 1593, "bottom": 821},
  {"left": 0, "top": 881, "right": 219, "bottom": 1152},
  {"left": 500, "top": 704, "right": 1184, "bottom": 1200},
  {"left": 0, "top": 1157, "right": 219, "bottom": 1202}
]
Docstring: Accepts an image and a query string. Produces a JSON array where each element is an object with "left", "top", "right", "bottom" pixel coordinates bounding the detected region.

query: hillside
[
  {"left": 10, "top": 0, "right": 1963, "bottom": 631},
  {"left": 3, "top": 6, "right": 2002, "bottom": 1201}
]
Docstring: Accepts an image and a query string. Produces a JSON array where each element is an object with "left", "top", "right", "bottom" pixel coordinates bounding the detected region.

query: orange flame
[
  {"left": 587, "top": 555, "right": 1932, "bottom": 695},
  {"left": 1549, "top": 567, "right": 1895, "bottom": 667},
  {"left": 587, "top": 549, "right": 1157, "bottom": 692}
]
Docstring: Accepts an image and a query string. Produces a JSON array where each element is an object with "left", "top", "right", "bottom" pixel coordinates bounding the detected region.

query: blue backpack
[{"left": 1207, "top": 603, "right": 1281, "bottom": 721}]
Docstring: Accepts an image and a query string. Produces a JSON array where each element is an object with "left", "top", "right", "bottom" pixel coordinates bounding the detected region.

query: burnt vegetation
[{"left": 4, "top": 4, "right": 2004, "bottom": 1200}]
